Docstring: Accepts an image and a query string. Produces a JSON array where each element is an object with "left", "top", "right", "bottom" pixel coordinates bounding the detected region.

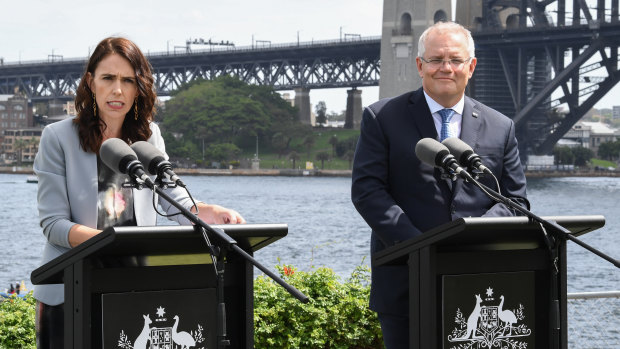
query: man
[{"left": 351, "top": 21, "right": 528, "bottom": 348}]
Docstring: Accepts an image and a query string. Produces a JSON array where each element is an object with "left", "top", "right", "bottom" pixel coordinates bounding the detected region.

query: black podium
[
  {"left": 31, "top": 223, "right": 287, "bottom": 349},
  {"left": 373, "top": 215, "right": 605, "bottom": 349}
]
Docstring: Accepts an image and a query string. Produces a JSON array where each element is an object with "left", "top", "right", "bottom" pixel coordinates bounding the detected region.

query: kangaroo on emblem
[
  {"left": 460, "top": 294, "right": 482, "bottom": 339},
  {"left": 133, "top": 314, "right": 152, "bottom": 349}
]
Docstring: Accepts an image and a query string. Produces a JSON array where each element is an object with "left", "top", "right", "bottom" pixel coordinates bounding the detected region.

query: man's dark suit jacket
[{"left": 351, "top": 88, "right": 528, "bottom": 316}]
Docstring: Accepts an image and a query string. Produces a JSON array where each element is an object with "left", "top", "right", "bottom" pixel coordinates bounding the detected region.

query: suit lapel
[
  {"left": 409, "top": 89, "right": 437, "bottom": 140},
  {"left": 409, "top": 89, "right": 453, "bottom": 191},
  {"left": 452, "top": 97, "right": 482, "bottom": 199}
]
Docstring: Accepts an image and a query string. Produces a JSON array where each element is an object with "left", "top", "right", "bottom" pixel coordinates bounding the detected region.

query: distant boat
[{"left": 26, "top": 175, "right": 38, "bottom": 183}]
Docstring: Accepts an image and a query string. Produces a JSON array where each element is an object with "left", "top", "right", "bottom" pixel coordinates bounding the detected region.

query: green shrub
[
  {"left": 0, "top": 292, "right": 36, "bottom": 349},
  {"left": 0, "top": 265, "right": 383, "bottom": 348},
  {"left": 254, "top": 264, "right": 382, "bottom": 348}
]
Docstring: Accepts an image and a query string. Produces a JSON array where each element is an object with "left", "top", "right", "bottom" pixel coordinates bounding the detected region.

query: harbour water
[{"left": 0, "top": 173, "right": 618, "bottom": 294}]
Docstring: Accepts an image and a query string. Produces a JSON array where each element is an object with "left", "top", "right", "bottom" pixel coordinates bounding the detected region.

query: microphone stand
[{"left": 130, "top": 176, "right": 309, "bottom": 348}]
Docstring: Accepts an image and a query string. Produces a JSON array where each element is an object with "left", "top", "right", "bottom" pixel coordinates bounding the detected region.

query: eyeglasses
[{"left": 420, "top": 57, "right": 472, "bottom": 69}]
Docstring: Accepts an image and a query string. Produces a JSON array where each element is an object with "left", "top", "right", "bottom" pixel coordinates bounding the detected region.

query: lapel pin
[{"left": 472, "top": 111, "right": 479, "bottom": 118}]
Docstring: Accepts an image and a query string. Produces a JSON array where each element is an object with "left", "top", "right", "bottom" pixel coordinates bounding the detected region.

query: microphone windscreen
[
  {"left": 415, "top": 138, "right": 449, "bottom": 167},
  {"left": 442, "top": 137, "right": 474, "bottom": 164},
  {"left": 100, "top": 138, "right": 137, "bottom": 174},
  {"left": 130, "top": 141, "right": 166, "bottom": 175}
]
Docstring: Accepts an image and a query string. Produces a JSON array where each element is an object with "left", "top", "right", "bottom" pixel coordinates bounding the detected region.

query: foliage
[
  {"left": 204, "top": 143, "right": 241, "bottom": 164},
  {"left": 160, "top": 76, "right": 307, "bottom": 163},
  {"left": 254, "top": 129, "right": 360, "bottom": 170},
  {"left": 0, "top": 292, "right": 36, "bottom": 349},
  {"left": 0, "top": 264, "right": 380, "bottom": 349},
  {"left": 287, "top": 151, "right": 300, "bottom": 169},
  {"left": 254, "top": 264, "right": 382, "bottom": 348},
  {"left": 553, "top": 146, "right": 574, "bottom": 165},
  {"left": 552, "top": 146, "right": 593, "bottom": 166},
  {"left": 572, "top": 146, "right": 594, "bottom": 166},
  {"left": 335, "top": 135, "right": 359, "bottom": 158},
  {"left": 315, "top": 101, "right": 327, "bottom": 126},
  {"left": 316, "top": 151, "right": 329, "bottom": 170},
  {"left": 597, "top": 140, "right": 620, "bottom": 161}
]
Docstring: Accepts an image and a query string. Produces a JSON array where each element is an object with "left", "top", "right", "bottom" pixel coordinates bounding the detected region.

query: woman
[{"left": 33, "top": 37, "right": 245, "bottom": 348}]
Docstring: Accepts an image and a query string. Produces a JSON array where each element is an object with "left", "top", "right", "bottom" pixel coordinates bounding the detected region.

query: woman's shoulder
[{"left": 44, "top": 116, "right": 78, "bottom": 134}]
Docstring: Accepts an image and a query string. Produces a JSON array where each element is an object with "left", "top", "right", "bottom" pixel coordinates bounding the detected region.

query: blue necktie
[{"left": 438, "top": 108, "right": 455, "bottom": 141}]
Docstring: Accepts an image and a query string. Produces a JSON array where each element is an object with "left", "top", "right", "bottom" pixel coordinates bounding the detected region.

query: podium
[
  {"left": 373, "top": 215, "right": 605, "bottom": 349},
  {"left": 31, "top": 223, "right": 287, "bottom": 349}
]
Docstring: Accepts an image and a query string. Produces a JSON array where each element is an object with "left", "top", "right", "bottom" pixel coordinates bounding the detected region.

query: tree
[
  {"left": 205, "top": 143, "right": 241, "bottom": 166},
  {"left": 553, "top": 146, "right": 574, "bottom": 165},
  {"left": 335, "top": 135, "right": 359, "bottom": 157},
  {"left": 288, "top": 151, "right": 300, "bottom": 169},
  {"left": 302, "top": 133, "right": 317, "bottom": 159},
  {"left": 316, "top": 151, "right": 329, "bottom": 170},
  {"left": 160, "top": 75, "right": 298, "bottom": 163},
  {"left": 598, "top": 141, "right": 620, "bottom": 161},
  {"left": 572, "top": 146, "right": 593, "bottom": 167},
  {"left": 343, "top": 150, "right": 355, "bottom": 169},
  {"left": 315, "top": 101, "right": 327, "bottom": 126},
  {"left": 328, "top": 135, "right": 338, "bottom": 157},
  {"left": 13, "top": 139, "right": 27, "bottom": 165},
  {"left": 271, "top": 132, "right": 290, "bottom": 159}
]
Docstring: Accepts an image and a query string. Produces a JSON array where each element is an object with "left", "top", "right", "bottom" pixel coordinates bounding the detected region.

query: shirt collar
[{"left": 423, "top": 91, "right": 465, "bottom": 115}]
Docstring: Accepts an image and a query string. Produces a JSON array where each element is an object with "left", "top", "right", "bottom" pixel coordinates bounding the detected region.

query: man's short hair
[{"left": 418, "top": 21, "right": 475, "bottom": 58}]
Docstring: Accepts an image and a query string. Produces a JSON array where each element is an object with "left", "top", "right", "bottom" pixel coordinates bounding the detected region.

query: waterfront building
[
  {"left": 562, "top": 121, "right": 619, "bottom": 156},
  {"left": 613, "top": 105, "right": 620, "bottom": 119},
  {"left": 1, "top": 128, "right": 42, "bottom": 164},
  {"left": 0, "top": 92, "right": 31, "bottom": 146}
]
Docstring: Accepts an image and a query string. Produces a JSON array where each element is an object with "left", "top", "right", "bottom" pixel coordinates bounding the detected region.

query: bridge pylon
[{"left": 379, "top": 0, "right": 452, "bottom": 99}]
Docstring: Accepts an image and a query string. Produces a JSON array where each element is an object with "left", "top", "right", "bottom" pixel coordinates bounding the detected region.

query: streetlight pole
[{"left": 255, "top": 135, "right": 259, "bottom": 159}]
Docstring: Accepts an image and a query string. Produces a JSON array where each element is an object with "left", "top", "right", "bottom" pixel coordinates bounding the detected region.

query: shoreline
[{"left": 2, "top": 166, "right": 619, "bottom": 178}]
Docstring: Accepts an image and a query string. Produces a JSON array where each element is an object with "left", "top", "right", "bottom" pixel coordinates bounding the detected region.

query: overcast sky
[{"left": 2, "top": 0, "right": 618, "bottom": 112}]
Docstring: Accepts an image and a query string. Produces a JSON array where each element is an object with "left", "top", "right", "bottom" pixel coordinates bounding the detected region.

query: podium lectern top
[
  {"left": 31, "top": 223, "right": 287, "bottom": 285},
  {"left": 374, "top": 215, "right": 604, "bottom": 266}
]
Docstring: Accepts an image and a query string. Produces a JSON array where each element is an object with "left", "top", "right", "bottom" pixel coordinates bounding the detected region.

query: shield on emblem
[
  {"left": 480, "top": 306, "right": 499, "bottom": 331},
  {"left": 150, "top": 327, "right": 173, "bottom": 349}
]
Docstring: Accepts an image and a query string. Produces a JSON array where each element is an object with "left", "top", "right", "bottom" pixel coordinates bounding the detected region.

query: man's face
[{"left": 416, "top": 29, "right": 476, "bottom": 107}]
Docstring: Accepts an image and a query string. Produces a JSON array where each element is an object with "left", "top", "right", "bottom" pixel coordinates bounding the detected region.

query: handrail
[{"left": 567, "top": 290, "right": 620, "bottom": 299}]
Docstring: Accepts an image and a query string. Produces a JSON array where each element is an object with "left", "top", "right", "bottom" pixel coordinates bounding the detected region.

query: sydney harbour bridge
[{"left": 1, "top": 0, "right": 620, "bottom": 155}]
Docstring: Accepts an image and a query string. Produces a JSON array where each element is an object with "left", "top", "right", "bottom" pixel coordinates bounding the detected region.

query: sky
[
  {"left": 1, "top": 0, "right": 383, "bottom": 114},
  {"left": 2, "top": 0, "right": 619, "bottom": 113}
]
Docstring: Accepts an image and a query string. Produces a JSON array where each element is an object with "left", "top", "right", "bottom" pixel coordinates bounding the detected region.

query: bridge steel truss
[
  {"left": 472, "top": 0, "right": 620, "bottom": 154},
  {"left": 0, "top": 37, "right": 380, "bottom": 102},
  {"left": 2, "top": 1, "right": 620, "bottom": 155}
]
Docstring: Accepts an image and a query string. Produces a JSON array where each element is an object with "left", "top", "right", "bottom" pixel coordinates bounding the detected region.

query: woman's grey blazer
[{"left": 33, "top": 117, "right": 194, "bottom": 305}]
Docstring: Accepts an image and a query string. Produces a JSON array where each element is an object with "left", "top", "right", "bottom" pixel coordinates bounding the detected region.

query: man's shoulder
[
  {"left": 466, "top": 96, "right": 513, "bottom": 123},
  {"left": 366, "top": 89, "right": 421, "bottom": 118}
]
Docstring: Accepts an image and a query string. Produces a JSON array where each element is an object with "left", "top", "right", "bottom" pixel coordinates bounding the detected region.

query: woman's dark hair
[{"left": 74, "top": 37, "right": 156, "bottom": 153}]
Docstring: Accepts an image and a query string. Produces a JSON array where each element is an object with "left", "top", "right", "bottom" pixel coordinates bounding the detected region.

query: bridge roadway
[
  {"left": 0, "top": 37, "right": 381, "bottom": 100},
  {"left": 3, "top": 0, "right": 620, "bottom": 154}
]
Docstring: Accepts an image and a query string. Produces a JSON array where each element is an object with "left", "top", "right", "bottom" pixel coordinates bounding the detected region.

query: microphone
[
  {"left": 100, "top": 138, "right": 153, "bottom": 187},
  {"left": 130, "top": 141, "right": 186, "bottom": 187},
  {"left": 441, "top": 137, "right": 492, "bottom": 175},
  {"left": 415, "top": 138, "right": 471, "bottom": 180}
]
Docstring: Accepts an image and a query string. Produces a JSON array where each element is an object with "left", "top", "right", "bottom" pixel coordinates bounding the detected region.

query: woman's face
[{"left": 89, "top": 53, "right": 138, "bottom": 125}]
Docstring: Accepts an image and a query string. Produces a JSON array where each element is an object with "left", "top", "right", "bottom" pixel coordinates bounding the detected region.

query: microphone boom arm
[
  {"left": 468, "top": 177, "right": 619, "bottom": 268},
  {"left": 144, "top": 181, "right": 310, "bottom": 303}
]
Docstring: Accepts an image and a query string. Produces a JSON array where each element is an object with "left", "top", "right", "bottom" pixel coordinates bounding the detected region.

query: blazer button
[{"left": 450, "top": 204, "right": 456, "bottom": 214}]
